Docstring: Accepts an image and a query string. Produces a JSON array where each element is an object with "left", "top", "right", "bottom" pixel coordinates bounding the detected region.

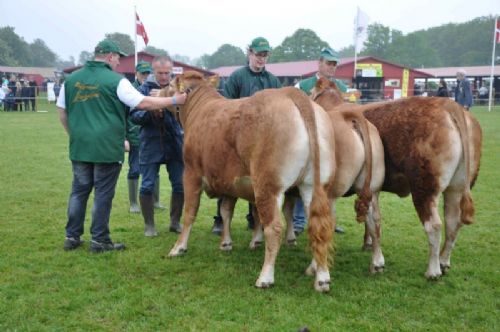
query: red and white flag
[
  {"left": 136, "top": 12, "right": 149, "bottom": 45},
  {"left": 495, "top": 18, "right": 500, "bottom": 44}
]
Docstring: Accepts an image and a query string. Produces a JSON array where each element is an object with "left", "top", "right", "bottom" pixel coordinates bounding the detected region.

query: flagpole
[
  {"left": 353, "top": 7, "right": 359, "bottom": 79},
  {"left": 488, "top": 16, "right": 497, "bottom": 112},
  {"left": 134, "top": 5, "right": 138, "bottom": 68}
]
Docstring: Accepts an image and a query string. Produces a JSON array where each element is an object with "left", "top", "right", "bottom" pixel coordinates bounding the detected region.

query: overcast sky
[{"left": 0, "top": 0, "right": 498, "bottom": 62}]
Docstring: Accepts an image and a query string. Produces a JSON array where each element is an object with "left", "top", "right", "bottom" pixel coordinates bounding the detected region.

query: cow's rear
[{"left": 361, "top": 97, "right": 482, "bottom": 278}]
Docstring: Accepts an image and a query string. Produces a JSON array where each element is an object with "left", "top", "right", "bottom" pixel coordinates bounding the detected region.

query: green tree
[
  {"left": 362, "top": 23, "right": 393, "bottom": 59},
  {"left": 55, "top": 56, "right": 76, "bottom": 70},
  {"left": 29, "top": 39, "right": 57, "bottom": 67},
  {"left": 104, "top": 32, "right": 134, "bottom": 55},
  {"left": 171, "top": 54, "right": 191, "bottom": 64},
  {"left": 78, "top": 51, "right": 93, "bottom": 65},
  {"left": 206, "top": 44, "right": 245, "bottom": 69},
  {"left": 271, "top": 29, "right": 330, "bottom": 62},
  {"left": 338, "top": 45, "right": 355, "bottom": 58},
  {"left": 0, "top": 39, "right": 17, "bottom": 66},
  {"left": 143, "top": 45, "right": 169, "bottom": 56},
  {"left": 194, "top": 54, "right": 211, "bottom": 69},
  {"left": 0, "top": 26, "right": 31, "bottom": 66}
]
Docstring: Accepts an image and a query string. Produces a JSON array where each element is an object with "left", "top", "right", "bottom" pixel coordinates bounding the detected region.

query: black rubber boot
[
  {"left": 140, "top": 194, "right": 157, "bottom": 237},
  {"left": 128, "top": 179, "right": 140, "bottom": 213},
  {"left": 169, "top": 192, "right": 184, "bottom": 233}
]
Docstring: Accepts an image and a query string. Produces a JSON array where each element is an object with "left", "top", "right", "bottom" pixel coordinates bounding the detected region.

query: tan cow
[
  {"left": 165, "top": 71, "right": 336, "bottom": 292},
  {"left": 313, "top": 80, "right": 482, "bottom": 279},
  {"left": 304, "top": 77, "right": 386, "bottom": 273}
]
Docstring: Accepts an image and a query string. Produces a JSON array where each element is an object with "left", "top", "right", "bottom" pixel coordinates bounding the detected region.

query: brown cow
[
  {"left": 165, "top": 71, "right": 336, "bottom": 292},
  {"left": 312, "top": 79, "right": 482, "bottom": 279},
  {"left": 305, "top": 77, "right": 386, "bottom": 273}
]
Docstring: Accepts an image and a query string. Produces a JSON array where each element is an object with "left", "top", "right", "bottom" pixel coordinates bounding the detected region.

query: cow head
[
  {"left": 167, "top": 71, "right": 219, "bottom": 95},
  {"left": 161, "top": 71, "right": 221, "bottom": 126},
  {"left": 310, "top": 77, "right": 344, "bottom": 108}
]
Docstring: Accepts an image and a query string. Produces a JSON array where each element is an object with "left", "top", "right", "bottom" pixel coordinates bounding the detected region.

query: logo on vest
[{"left": 73, "top": 82, "right": 100, "bottom": 103}]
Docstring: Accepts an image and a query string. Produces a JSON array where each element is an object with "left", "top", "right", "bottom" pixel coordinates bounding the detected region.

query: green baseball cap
[
  {"left": 135, "top": 61, "right": 152, "bottom": 73},
  {"left": 320, "top": 47, "right": 339, "bottom": 62},
  {"left": 94, "top": 39, "right": 127, "bottom": 57},
  {"left": 249, "top": 37, "right": 271, "bottom": 53}
]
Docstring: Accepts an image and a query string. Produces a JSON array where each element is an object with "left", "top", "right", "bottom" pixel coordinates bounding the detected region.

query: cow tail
[
  {"left": 449, "top": 103, "right": 474, "bottom": 224},
  {"left": 286, "top": 88, "right": 333, "bottom": 268},
  {"left": 343, "top": 111, "right": 373, "bottom": 223}
]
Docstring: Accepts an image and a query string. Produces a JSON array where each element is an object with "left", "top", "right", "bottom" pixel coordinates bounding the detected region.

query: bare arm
[
  {"left": 57, "top": 107, "right": 69, "bottom": 135},
  {"left": 135, "top": 92, "right": 186, "bottom": 111}
]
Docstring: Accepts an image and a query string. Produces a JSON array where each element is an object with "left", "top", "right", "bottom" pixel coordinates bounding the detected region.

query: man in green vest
[
  {"left": 57, "top": 39, "right": 186, "bottom": 253},
  {"left": 294, "top": 46, "right": 346, "bottom": 235}
]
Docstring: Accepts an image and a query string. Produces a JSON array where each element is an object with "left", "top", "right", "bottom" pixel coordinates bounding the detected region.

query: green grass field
[{"left": 0, "top": 99, "right": 499, "bottom": 331}]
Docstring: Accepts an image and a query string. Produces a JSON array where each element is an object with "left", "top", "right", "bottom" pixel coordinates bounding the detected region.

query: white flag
[{"left": 354, "top": 8, "right": 369, "bottom": 53}]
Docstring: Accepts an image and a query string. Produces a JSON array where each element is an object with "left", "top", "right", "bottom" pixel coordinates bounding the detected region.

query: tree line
[{"left": 0, "top": 15, "right": 497, "bottom": 70}]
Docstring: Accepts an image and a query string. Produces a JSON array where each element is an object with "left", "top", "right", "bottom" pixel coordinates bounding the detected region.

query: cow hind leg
[
  {"left": 168, "top": 173, "right": 202, "bottom": 257},
  {"left": 439, "top": 188, "right": 464, "bottom": 274},
  {"left": 417, "top": 195, "right": 443, "bottom": 279},
  {"left": 366, "top": 193, "right": 384, "bottom": 273},
  {"left": 220, "top": 197, "right": 237, "bottom": 251},
  {"left": 255, "top": 193, "right": 282, "bottom": 289}
]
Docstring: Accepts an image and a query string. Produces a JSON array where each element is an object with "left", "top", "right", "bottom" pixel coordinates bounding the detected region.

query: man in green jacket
[
  {"left": 294, "top": 46, "right": 346, "bottom": 235},
  {"left": 296, "top": 47, "right": 348, "bottom": 94},
  {"left": 211, "top": 37, "right": 281, "bottom": 235},
  {"left": 57, "top": 39, "right": 186, "bottom": 253}
]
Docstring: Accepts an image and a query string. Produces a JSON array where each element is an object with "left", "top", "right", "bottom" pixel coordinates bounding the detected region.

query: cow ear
[
  {"left": 207, "top": 74, "right": 219, "bottom": 88},
  {"left": 176, "top": 74, "right": 185, "bottom": 92}
]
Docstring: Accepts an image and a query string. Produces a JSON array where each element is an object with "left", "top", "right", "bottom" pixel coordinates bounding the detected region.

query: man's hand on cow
[{"left": 173, "top": 92, "right": 187, "bottom": 105}]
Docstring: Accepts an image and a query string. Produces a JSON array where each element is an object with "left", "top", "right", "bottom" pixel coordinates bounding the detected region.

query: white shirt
[{"left": 56, "top": 78, "right": 145, "bottom": 109}]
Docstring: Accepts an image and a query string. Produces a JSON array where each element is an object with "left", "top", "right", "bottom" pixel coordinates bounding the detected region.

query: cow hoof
[
  {"left": 425, "top": 271, "right": 442, "bottom": 280},
  {"left": 440, "top": 264, "right": 450, "bottom": 275},
  {"left": 287, "top": 239, "right": 297, "bottom": 246},
  {"left": 249, "top": 241, "right": 262, "bottom": 250},
  {"left": 362, "top": 243, "right": 373, "bottom": 251},
  {"left": 314, "top": 280, "right": 331, "bottom": 293},
  {"left": 370, "top": 264, "right": 385, "bottom": 274},
  {"left": 168, "top": 246, "right": 187, "bottom": 257},
  {"left": 255, "top": 280, "right": 274, "bottom": 289},
  {"left": 220, "top": 242, "right": 233, "bottom": 251}
]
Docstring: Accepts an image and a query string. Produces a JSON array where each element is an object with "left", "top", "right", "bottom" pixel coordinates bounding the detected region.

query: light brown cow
[
  {"left": 314, "top": 80, "right": 482, "bottom": 279},
  {"left": 305, "top": 77, "right": 386, "bottom": 273},
  {"left": 165, "top": 71, "right": 336, "bottom": 292}
]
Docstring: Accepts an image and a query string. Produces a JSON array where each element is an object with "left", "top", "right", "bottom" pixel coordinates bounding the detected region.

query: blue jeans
[
  {"left": 127, "top": 145, "right": 140, "bottom": 180},
  {"left": 139, "top": 159, "right": 184, "bottom": 196},
  {"left": 293, "top": 197, "right": 307, "bottom": 231},
  {"left": 65, "top": 161, "right": 122, "bottom": 243}
]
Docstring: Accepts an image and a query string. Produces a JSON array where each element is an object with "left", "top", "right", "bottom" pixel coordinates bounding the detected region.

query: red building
[
  {"left": 63, "top": 52, "right": 214, "bottom": 80},
  {"left": 333, "top": 56, "right": 434, "bottom": 100}
]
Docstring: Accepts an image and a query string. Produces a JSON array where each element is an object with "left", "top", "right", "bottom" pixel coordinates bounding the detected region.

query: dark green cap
[
  {"left": 94, "top": 39, "right": 127, "bottom": 57},
  {"left": 135, "top": 61, "right": 152, "bottom": 73},
  {"left": 249, "top": 37, "right": 271, "bottom": 52},
  {"left": 320, "top": 47, "right": 339, "bottom": 62}
]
